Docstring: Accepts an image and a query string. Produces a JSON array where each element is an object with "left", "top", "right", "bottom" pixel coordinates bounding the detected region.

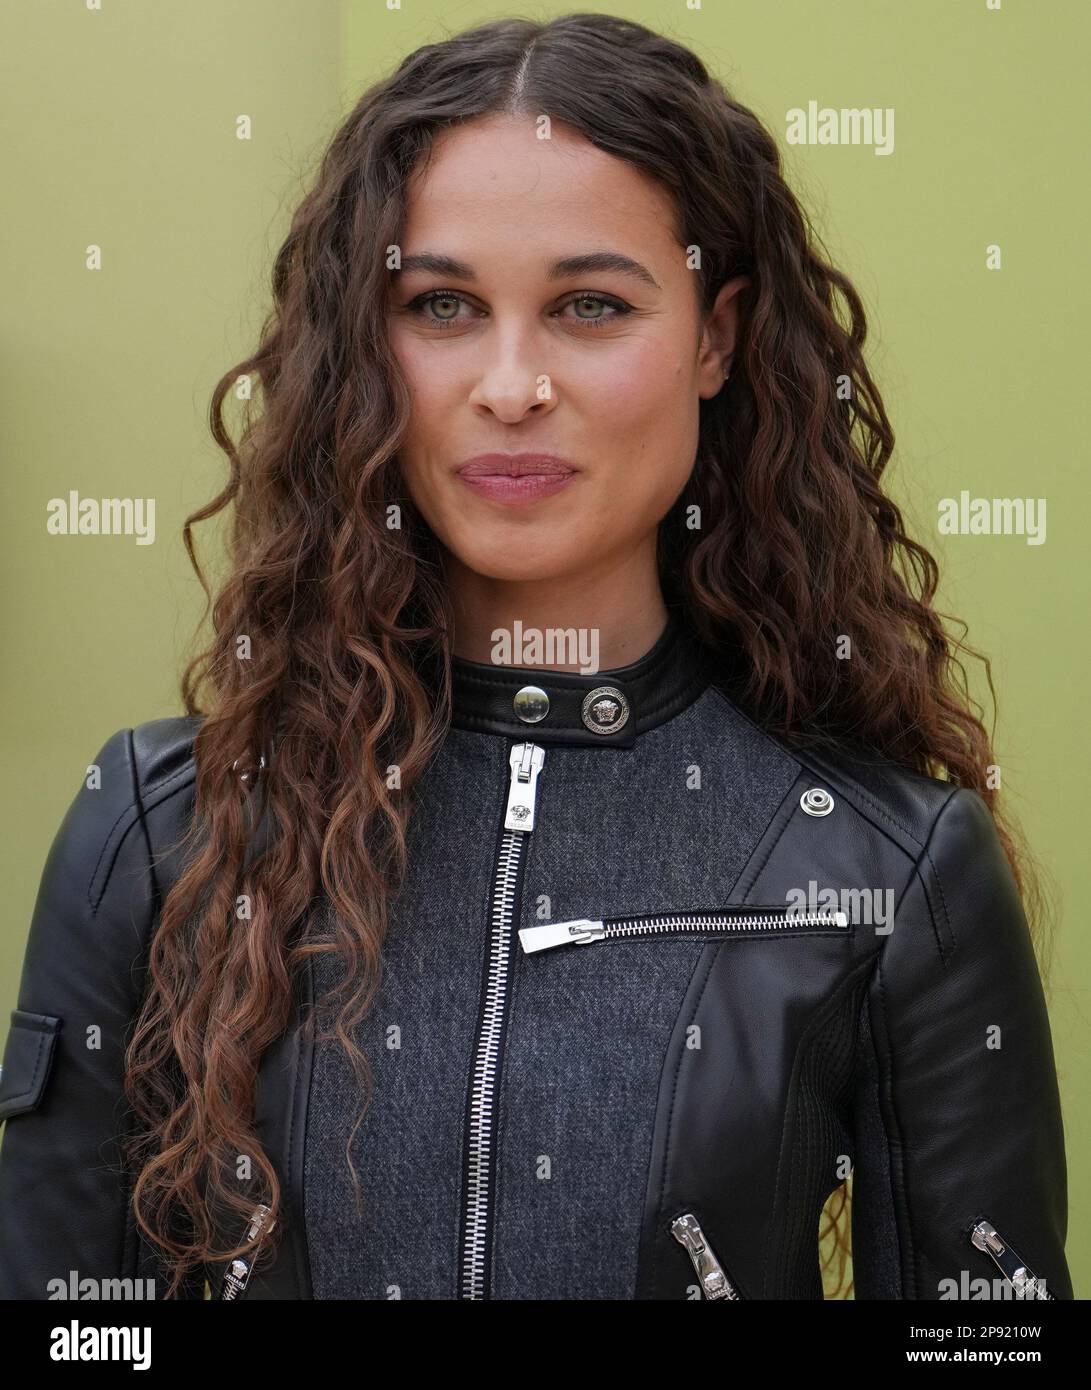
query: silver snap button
[
  {"left": 800, "top": 787, "right": 834, "bottom": 817},
  {"left": 233, "top": 753, "right": 266, "bottom": 783},
  {"left": 513, "top": 684, "right": 549, "bottom": 723},
  {"left": 581, "top": 685, "right": 630, "bottom": 735}
]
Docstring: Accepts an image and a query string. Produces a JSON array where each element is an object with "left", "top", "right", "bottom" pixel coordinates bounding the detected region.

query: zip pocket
[
  {"left": 969, "top": 1218, "right": 1054, "bottom": 1300},
  {"left": 218, "top": 1202, "right": 275, "bottom": 1301},
  {"left": 519, "top": 906, "right": 849, "bottom": 955},
  {"left": 671, "top": 1212, "right": 742, "bottom": 1300}
]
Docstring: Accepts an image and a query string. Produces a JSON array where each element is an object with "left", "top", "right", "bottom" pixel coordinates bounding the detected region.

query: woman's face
[{"left": 388, "top": 113, "right": 743, "bottom": 588}]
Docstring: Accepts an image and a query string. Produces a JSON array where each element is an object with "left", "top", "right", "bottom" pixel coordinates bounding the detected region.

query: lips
[
  {"left": 454, "top": 454, "right": 578, "bottom": 506},
  {"left": 456, "top": 453, "right": 576, "bottom": 478}
]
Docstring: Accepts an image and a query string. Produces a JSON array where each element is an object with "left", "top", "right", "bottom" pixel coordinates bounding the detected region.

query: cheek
[
  {"left": 394, "top": 343, "right": 447, "bottom": 445},
  {"left": 598, "top": 340, "right": 694, "bottom": 433},
  {"left": 585, "top": 353, "right": 699, "bottom": 501}
]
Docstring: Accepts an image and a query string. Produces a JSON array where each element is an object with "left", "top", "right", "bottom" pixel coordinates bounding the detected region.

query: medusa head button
[
  {"left": 800, "top": 787, "right": 834, "bottom": 817},
  {"left": 581, "top": 686, "right": 630, "bottom": 735}
]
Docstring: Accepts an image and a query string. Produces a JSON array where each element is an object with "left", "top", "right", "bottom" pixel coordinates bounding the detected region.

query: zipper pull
[
  {"left": 504, "top": 743, "right": 546, "bottom": 832},
  {"left": 519, "top": 919, "right": 606, "bottom": 953},
  {"left": 670, "top": 1212, "right": 740, "bottom": 1300},
  {"left": 970, "top": 1219, "right": 1053, "bottom": 1299},
  {"left": 220, "top": 1258, "right": 251, "bottom": 1301},
  {"left": 218, "top": 1201, "right": 276, "bottom": 1301}
]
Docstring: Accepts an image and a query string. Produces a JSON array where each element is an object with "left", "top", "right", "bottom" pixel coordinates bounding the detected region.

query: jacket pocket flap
[{"left": 0, "top": 1010, "right": 62, "bottom": 1121}]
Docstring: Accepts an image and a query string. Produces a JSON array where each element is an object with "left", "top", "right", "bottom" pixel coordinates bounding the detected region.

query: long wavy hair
[{"left": 120, "top": 12, "right": 1055, "bottom": 1300}]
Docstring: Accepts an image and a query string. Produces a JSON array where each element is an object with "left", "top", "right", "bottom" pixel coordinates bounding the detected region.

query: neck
[{"left": 443, "top": 546, "right": 668, "bottom": 671}]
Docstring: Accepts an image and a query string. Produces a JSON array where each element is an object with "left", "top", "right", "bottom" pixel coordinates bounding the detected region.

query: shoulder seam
[
  {"left": 911, "top": 786, "right": 977, "bottom": 964},
  {"left": 793, "top": 741, "right": 949, "bottom": 852},
  {"left": 86, "top": 726, "right": 197, "bottom": 916},
  {"left": 86, "top": 731, "right": 143, "bottom": 917},
  {"left": 142, "top": 756, "right": 198, "bottom": 804},
  {"left": 886, "top": 785, "right": 966, "bottom": 970},
  {"left": 706, "top": 684, "right": 958, "bottom": 861}
]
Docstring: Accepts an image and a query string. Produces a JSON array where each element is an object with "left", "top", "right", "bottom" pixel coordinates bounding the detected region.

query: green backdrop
[{"left": 2, "top": 0, "right": 1085, "bottom": 1298}]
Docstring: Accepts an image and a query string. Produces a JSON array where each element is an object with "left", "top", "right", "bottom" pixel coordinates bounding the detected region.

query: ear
[{"left": 697, "top": 276, "right": 749, "bottom": 399}]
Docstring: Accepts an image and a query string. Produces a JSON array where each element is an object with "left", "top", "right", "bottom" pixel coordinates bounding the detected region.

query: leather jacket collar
[{"left": 448, "top": 611, "right": 713, "bottom": 748}]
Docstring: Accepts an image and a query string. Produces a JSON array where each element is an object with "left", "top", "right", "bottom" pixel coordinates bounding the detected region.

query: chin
[{"left": 455, "top": 537, "right": 582, "bottom": 585}]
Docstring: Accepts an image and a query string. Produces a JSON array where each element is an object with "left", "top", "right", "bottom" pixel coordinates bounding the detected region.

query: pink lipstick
[{"left": 455, "top": 454, "right": 577, "bottom": 506}]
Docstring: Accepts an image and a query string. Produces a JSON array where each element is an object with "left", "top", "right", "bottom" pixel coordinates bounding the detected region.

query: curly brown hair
[{"left": 119, "top": 12, "right": 1055, "bottom": 1300}]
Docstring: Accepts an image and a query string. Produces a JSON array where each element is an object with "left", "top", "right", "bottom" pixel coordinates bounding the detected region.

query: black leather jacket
[{"left": 0, "top": 616, "right": 1073, "bottom": 1300}]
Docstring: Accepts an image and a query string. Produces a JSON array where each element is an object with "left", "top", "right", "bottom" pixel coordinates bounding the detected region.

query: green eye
[
  {"left": 404, "top": 289, "right": 632, "bottom": 330},
  {"left": 561, "top": 293, "right": 632, "bottom": 327},
  {"left": 426, "top": 294, "right": 461, "bottom": 321},
  {"left": 572, "top": 296, "right": 605, "bottom": 320}
]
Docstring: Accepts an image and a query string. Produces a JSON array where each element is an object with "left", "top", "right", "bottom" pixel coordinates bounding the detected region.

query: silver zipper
[
  {"left": 459, "top": 742, "right": 547, "bottom": 1300},
  {"left": 671, "top": 1212, "right": 741, "bottom": 1300},
  {"left": 218, "top": 1202, "right": 275, "bottom": 1300},
  {"left": 970, "top": 1218, "right": 1054, "bottom": 1300},
  {"left": 520, "top": 907, "right": 848, "bottom": 955}
]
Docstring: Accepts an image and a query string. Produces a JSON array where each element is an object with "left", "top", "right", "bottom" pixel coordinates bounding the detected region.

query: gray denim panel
[
  {"left": 303, "top": 730, "right": 509, "bottom": 1300},
  {"left": 492, "top": 687, "right": 801, "bottom": 1298},
  {"left": 519, "top": 686, "right": 801, "bottom": 924},
  {"left": 302, "top": 687, "right": 801, "bottom": 1299}
]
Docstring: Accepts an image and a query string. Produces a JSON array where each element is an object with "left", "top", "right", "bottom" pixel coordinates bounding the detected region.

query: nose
[{"left": 466, "top": 334, "right": 559, "bottom": 423}]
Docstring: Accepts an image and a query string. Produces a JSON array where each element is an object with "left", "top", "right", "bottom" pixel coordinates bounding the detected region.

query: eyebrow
[{"left": 393, "top": 250, "right": 661, "bottom": 291}]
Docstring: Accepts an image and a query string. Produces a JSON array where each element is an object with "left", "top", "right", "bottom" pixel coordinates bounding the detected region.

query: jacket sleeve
[
  {"left": 850, "top": 786, "right": 1072, "bottom": 1300},
  {"left": 0, "top": 728, "right": 203, "bottom": 1300}
]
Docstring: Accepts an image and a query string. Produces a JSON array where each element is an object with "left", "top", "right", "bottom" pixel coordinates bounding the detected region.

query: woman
[{"left": 0, "top": 13, "right": 1071, "bottom": 1301}]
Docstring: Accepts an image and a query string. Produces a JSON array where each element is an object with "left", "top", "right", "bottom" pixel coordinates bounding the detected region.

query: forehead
[{"left": 402, "top": 114, "right": 683, "bottom": 258}]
